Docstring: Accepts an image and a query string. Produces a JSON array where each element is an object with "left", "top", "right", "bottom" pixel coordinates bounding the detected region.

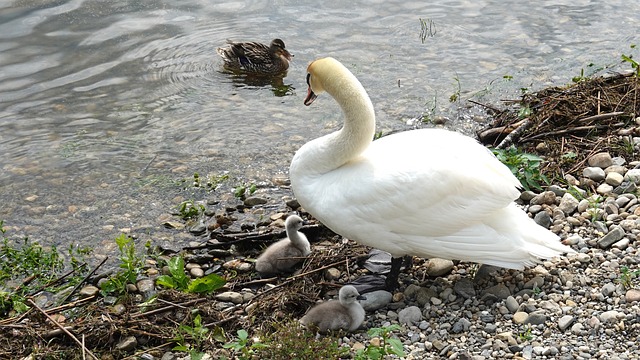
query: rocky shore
[{"left": 23, "top": 149, "right": 635, "bottom": 360}]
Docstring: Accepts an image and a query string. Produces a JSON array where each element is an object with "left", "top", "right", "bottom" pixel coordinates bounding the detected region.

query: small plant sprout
[
  {"left": 177, "top": 200, "right": 205, "bottom": 220},
  {"left": 617, "top": 266, "right": 640, "bottom": 289},
  {"left": 491, "top": 146, "right": 549, "bottom": 191},
  {"left": 222, "top": 329, "right": 268, "bottom": 360},
  {"left": 355, "top": 324, "right": 406, "bottom": 360},
  {"left": 155, "top": 256, "right": 226, "bottom": 294},
  {"left": 100, "top": 234, "right": 144, "bottom": 296},
  {"left": 173, "top": 314, "right": 210, "bottom": 360},
  {"left": 518, "top": 325, "right": 534, "bottom": 342},
  {"left": 621, "top": 53, "right": 639, "bottom": 77},
  {"left": 234, "top": 182, "right": 257, "bottom": 199},
  {"left": 449, "top": 74, "right": 461, "bottom": 103}
]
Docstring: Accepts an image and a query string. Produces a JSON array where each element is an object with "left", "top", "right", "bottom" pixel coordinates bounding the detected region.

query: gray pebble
[
  {"left": 360, "top": 290, "right": 392, "bottom": 311},
  {"left": 398, "top": 306, "right": 422, "bottom": 325}
]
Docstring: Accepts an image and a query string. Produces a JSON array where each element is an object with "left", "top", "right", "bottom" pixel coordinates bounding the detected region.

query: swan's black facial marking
[{"left": 304, "top": 73, "right": 318, "bottom": 106}]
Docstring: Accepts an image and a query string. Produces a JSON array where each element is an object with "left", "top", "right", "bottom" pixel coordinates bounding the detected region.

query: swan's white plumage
[{"left": 289, "top": 57, "right": 574, "bottom": 270}]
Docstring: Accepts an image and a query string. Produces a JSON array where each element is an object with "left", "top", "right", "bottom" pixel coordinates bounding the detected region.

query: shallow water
[{"left": 1, "top": 0, "right": 638, "bottom": 263}]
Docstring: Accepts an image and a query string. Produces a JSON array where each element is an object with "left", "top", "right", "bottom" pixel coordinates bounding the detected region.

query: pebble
[
  {"left": 398, "top": 306, "right": 422, "bottom": 325},
  {"left": 558, "top": 315, "right": 575, "bottom": 331},
  {"left": 215, "top": 291, "right": 244, "bottom": 304},
  {"left": 425, "top": 258, "right": 454, "bottom": 277},
  {"left": 360, "top": 290, "right": 392, "bottom": 311},
  {"left": 625, "top": 289, "right": 640, "bottom": 302}
]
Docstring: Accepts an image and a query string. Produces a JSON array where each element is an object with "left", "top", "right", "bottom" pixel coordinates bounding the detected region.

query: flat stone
[
  {"left": 513, "top": 312, "right": 529, "bottom": 324},
  {"left": 601, "top": 282, "right": 617, "bottom": 297},
  {"left": 136, "top": 279, "right": 155, "bottom": 294},
  {"left": 425, "top": 258, "right": 454, "bottom": 277},
  {"left": 454, "top": 278, "right": 476, "bottom": 299},
  {"left": 625, "top": 168, "right": 640, "bottom": 184},
  {"left": 398, "top": 306, "right": 422, "bottom": 325},
  {"left": 571, "top": 322, "right": 584, "bottom": 335},
  {"left": 606, "top": 172, "right": 624, "bottom": 186},
  {"left": 599, "top": 310, "right": 621, "bottom": 323},
  {"left": 324, "top": 267, "right": 341, "bottom": 280},
  {"left": 115, "top": 336, "right": 138, "bottom": 352},
  {"left": 415, "top": 287, "right": 438, "bottom": 306},
  {"left": 525, "top": 311, "right": 547, "bottom": 325},
  {"left": 215, "top": 291, "right": 244, "bottom": 304},
  {"left": 524, "top": 276, "right": 544, "bottom": 289},
  {"left": 243, "top": 196, "right": 268, "bottom": 207},
  {"left": 79, "top": 285, "right": 100, "bottom": 298},
  {"left": 625, "top": 289, "right": 640, "bottom": 303},
  {"left": 583, "top": 167, "right": 606, "bottom": 181},
  {"left": 588, "top": 152, "right": 613, "bottom": 168},
  {"left": 483, "top": 283, "right": 511, "bottom": 300},
  {"left": 360, "top": 290, "right": 392, "bottom": 311},
  {"left": 558, "top": 315, "right": 575, "bottom": 331},
  {"left": 558, "top": 193, "right": 579, "bottom": 215},
  {"left": 530, "top": 191, "right": 556, "bottom": 205},
  {"left": 452, "top": 318, "right": 472, "bottom": 333},
  {"left": 597, "top": 226, "right": 625, "bottom": 248},
  {"left": 505, "top": 296, "right": 520, "bottom": 313}
]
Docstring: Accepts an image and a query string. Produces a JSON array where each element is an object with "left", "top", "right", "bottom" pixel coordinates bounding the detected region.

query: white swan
[
  {"left": 289, "top": 57, "right": 574, "bottom": 288},
  {"left": 299, "top": 285, "right": 366, "bottom": 333},
  {"left": 255, "top": 214, "right": 311, "bottom": 275}
]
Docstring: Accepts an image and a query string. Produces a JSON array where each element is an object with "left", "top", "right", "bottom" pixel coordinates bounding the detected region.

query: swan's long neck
[{"left": 293, "top": 66, "right": 376, "bottom": 177}]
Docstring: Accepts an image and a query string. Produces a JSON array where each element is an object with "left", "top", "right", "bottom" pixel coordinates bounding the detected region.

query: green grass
[
  {"left": 156, "top": 256, "right": 226, "bottom": 294},
  {"left": 492, "top": 146, "right": 549, "bottom": 191},
  {"left": 0, "top": 220, "right": 90, "bottom": 317}
]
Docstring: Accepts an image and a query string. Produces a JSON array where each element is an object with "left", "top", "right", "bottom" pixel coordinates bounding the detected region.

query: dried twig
[{"left": 27, "top": 299, "right": 99, "bottom": 360}]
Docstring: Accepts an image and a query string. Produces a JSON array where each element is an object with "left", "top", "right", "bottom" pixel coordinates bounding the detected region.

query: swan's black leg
[{"left": 385, "top": 256, "right": 405, "bottom": 291}]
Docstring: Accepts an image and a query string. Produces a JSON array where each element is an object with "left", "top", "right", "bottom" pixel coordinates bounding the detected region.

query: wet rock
[
  {"left": 163, "top": 221, "right": 185, "bottom": 230},
  {"left": 189, "top": 222, "right": 207, "bottom": 235},
  {"left": 425, "top": 258, "right": 454, "bottom": 277},
  {"left": 360, "top": 290, "right": 392, "bottom": 311},
  {"left": 398, "top": 306, "right": 422, "bottom": 325},
  {"left": 223, "top": 259, "right": 253, "bottom": 272},
  {"left": 243, "top": 196, "right": 268, "bottom": 207},
  {"left": 190, "top": 267, "right": 205, "bottom": 278}
]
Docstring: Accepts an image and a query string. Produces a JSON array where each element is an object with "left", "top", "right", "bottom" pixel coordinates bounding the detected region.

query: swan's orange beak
[
  {"left": 304, "top": 87, "right": 317, "bottom": 106},
  {"left": 304, "top": 73, "right": 318, "bottom": 106}
]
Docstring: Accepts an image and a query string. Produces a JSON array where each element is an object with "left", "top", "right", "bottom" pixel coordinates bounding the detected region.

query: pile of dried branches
[{"left": 477, "top": 72, "right": 639, "bottom": 177}]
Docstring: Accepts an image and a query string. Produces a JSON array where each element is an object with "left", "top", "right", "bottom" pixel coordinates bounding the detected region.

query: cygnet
[
  {"left": 299, "top": 285, "right": 366, "bottom": 333},
  {"left": 255, "top": 215, "right": 311, "bottom": 275}
]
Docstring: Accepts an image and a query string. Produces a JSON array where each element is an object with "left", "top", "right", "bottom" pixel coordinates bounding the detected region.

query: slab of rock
[{"left": 398, "top": 306, "right": 423, "bottom": 325}]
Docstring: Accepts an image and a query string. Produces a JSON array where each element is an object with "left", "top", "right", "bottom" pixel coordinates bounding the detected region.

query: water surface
[{"left": 1, "top": 0, "right": 638, "bottom": 263}]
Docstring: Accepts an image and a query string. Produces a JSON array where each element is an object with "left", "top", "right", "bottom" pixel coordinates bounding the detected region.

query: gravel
[{"left": 89, "top": 151, "right": 640, "bottom": 359}]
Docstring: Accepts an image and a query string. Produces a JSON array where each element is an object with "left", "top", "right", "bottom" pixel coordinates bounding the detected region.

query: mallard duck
[
  {"left": 255, "top": 215, "right": 310, "bottom": 275},
  {"left": 289, "top": 57, "right": 575, "bottom": 290},
  {"left": 216, "top": 38, "right": 293, "bottom": 75},
  {"left": 299, "top": 285, "right": 366, "bottom": 333}
]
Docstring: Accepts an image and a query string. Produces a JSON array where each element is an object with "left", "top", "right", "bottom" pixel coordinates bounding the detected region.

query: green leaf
[
  {"left": 188, "top": 273, "right": 226, "bottom": 294},
  {"left": 388, "top": 338, "right": 406, "bottom": 356},
  {"left": 237, "top": 329, "right": 248, "bottom": 341},
  {"left": 155, "top": 275, "right": 177, "bottom": 289}
]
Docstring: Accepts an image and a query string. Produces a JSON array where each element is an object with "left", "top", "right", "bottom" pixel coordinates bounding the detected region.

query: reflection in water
[{"left": 0, "top": 0, "right": 639, "bottom": 264}]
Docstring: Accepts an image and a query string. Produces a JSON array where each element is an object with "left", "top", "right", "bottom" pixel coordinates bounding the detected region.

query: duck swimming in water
[
  {"left": 216, "top": 38, "right": 293, "bottom": 75},
  {"left": 289, "top": 57, "right": 574, "bottom": 290}
]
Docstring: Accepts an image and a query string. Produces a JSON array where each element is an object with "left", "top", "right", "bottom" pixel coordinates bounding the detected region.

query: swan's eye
[{"left": 306, "top": 73, "right": 311, "bottom": 87}]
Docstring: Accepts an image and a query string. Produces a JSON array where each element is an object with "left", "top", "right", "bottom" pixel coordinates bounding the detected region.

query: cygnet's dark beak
[{"left": 357, "top": 294, "right": 367, "bottom": 301}]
